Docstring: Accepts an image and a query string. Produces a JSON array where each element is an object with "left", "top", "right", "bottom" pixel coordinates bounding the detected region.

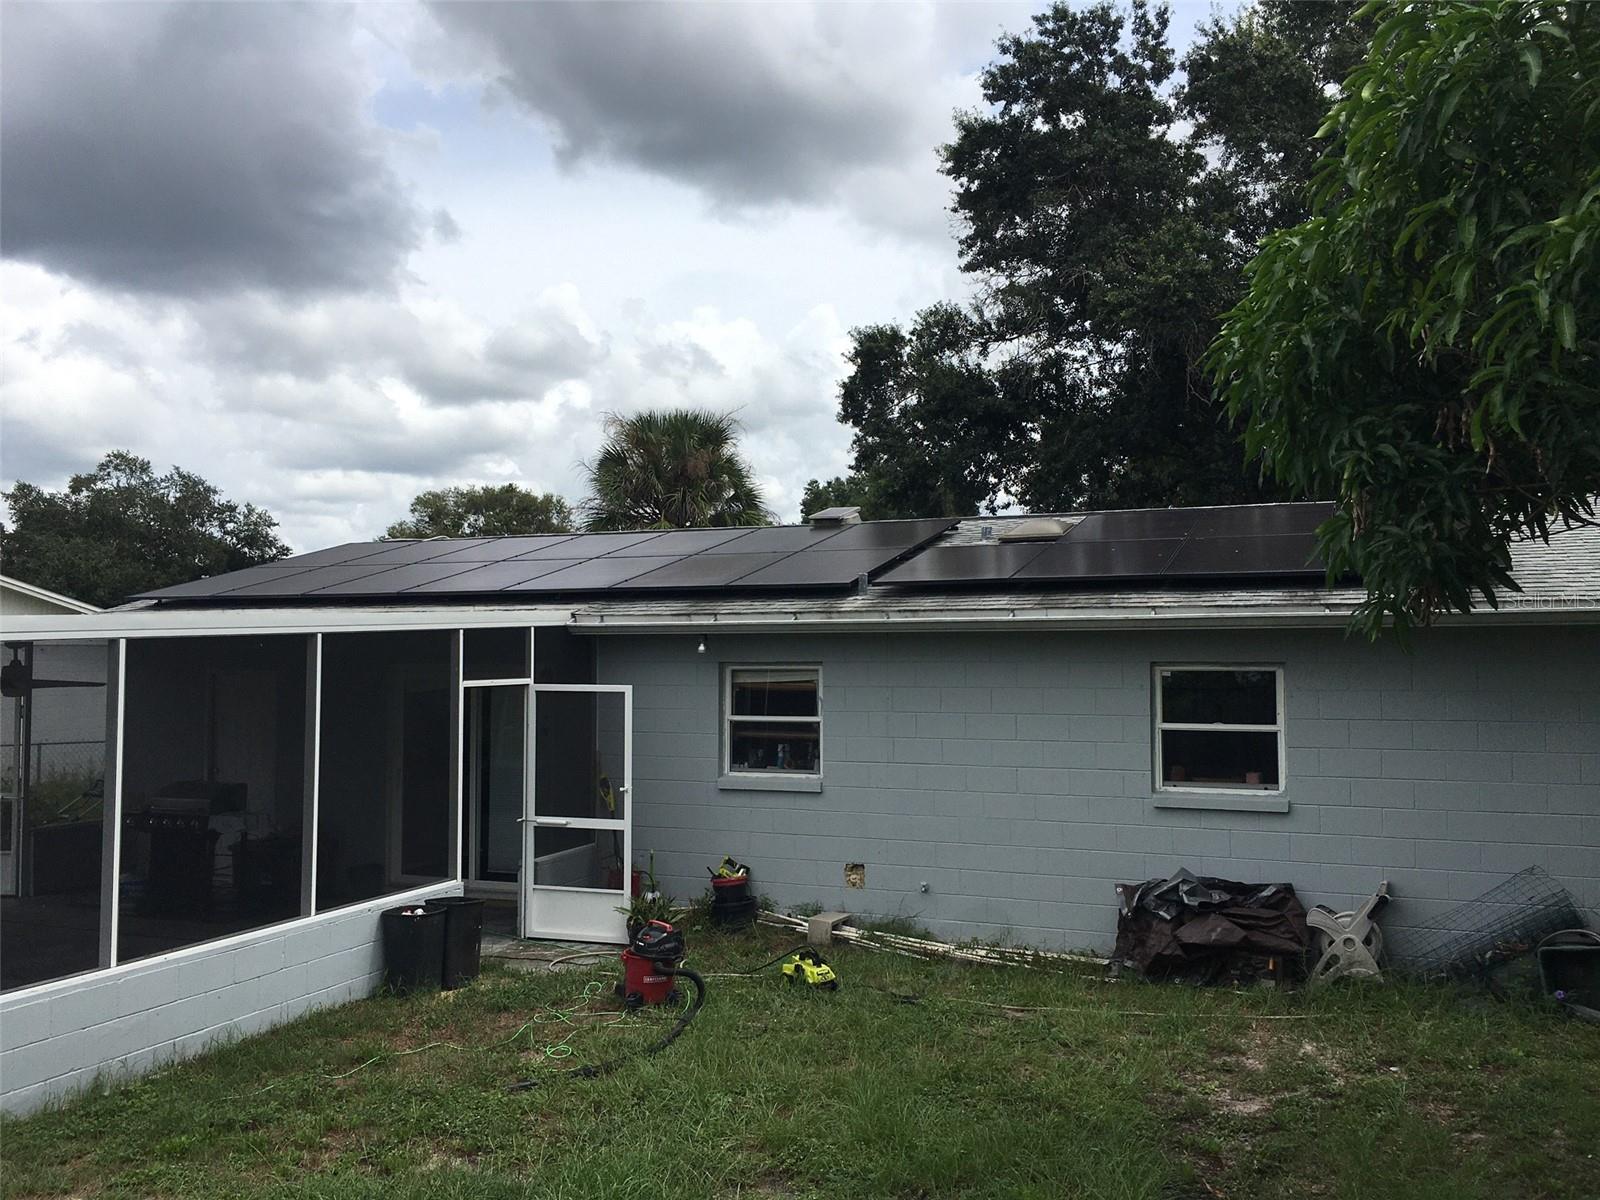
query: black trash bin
[
  {"left": 380, "top": 904, "right": 446, "bottom": 993},
  {"left": 711, "top": 894, "right": 757, "bottom": 930},
  {"left": 425, "top": 897, "right": 486, "bottom": 989}
]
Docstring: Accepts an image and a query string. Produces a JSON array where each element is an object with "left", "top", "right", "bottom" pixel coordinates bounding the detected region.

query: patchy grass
[{"left": 3, "top": 920, "right": 1597, "bottom": 1200}]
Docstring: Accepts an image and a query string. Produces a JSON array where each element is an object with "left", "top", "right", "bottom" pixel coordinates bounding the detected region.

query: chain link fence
[{"left": 0, "top": 739, "right": 106, "bottom": 823}]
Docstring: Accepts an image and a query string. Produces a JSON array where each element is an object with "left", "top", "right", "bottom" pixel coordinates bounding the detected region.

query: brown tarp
[{"left": 1113, "top": 868, "right": 1310, "bottom": 982}]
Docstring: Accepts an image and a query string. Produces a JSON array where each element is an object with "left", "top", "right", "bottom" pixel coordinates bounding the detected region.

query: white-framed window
[
  {"left": 723, "top": 665, "right": 822, "bottom": 777},
  {"left": 1153, "top": 665, "right": 1284, "bottom": 793}
]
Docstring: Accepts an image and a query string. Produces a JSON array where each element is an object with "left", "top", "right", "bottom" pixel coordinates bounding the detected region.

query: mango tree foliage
[{"left": 1209, "top": 0, "right": 1600, "bottom": 636}]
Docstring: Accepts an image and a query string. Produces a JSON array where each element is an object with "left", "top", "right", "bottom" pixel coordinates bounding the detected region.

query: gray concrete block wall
[
  {"left": 0, "top": 882, "right": 459, "bottom": 1116},
  {"left": 597, "top": 626, "right": 1599, "bottom": 951}
]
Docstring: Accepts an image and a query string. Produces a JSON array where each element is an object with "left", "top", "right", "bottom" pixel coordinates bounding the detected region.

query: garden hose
[{"left": 701, "top": 944, "right": 811, "bottom": 979}]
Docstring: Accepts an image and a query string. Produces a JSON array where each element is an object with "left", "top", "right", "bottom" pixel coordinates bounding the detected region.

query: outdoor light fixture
[
  {"left": 1, "top": 649, "right": 27, "bottom": 698},
  {"left": 697, "top": 639, "right": 706, "bottom": 654}
]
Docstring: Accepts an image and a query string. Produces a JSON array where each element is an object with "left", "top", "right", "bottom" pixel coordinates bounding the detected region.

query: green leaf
[
  {"left": 1437, "top": 79, "right": 1469, "bottom": 131},
  {"left": 1519, "top": 44, "right": 1542, "bottom": 89},
  {"left": 1555, "top": 302, "right": 1577, "bottom": 350}
]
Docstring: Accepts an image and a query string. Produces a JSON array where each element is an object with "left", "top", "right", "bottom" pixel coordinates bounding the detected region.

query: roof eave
[{"left": 569, "top": 598, "right": 1600, "bottom": 635}]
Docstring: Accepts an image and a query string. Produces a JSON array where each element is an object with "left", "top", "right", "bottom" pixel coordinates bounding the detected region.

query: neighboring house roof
[{"left": 0, "top": 575, "right": 100, "bottom": 616}]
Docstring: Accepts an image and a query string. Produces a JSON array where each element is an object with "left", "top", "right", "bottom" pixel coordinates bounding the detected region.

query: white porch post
[
  {"left": 301, "top": 633, "right": 322, "bottom": 916},
  {"left": 449, "top": 630, "right": 464, "bottom": 884},
  {"left": 98, "top": 638, "right": 126, "bottom": 969}
]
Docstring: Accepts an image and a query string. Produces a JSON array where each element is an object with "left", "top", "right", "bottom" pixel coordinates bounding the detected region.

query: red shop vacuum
[
  {"left": 619, "top": 919, "right": 691, "bottom": 1009},
  {"left": 509, "top": 919, "right": 705, "bottom": 1090}
]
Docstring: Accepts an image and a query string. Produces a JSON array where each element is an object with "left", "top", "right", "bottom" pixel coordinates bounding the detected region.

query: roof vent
[
  {"left": 997, "top": 517, "right": 1069, "bottom": 543},
  {"left": 810, "top": 506, "right": 862, "bottom": 527}
]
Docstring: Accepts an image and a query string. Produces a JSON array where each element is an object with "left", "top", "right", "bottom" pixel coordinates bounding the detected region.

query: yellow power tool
[{"left": 780, "top": 948, "right": 839, "bottom": 990}]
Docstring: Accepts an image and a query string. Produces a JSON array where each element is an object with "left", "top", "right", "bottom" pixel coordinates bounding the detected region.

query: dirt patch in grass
[{"left": 298, "top": 1125, "right": 373, "bottom": 1172}]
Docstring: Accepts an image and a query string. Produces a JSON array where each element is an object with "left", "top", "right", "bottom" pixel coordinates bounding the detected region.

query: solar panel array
[
  {"left": 138, "top": 519, "right": 959, "bottom": 602},
  {"left": 875, "top": 503, "right": 1335, "bottom": 587}
]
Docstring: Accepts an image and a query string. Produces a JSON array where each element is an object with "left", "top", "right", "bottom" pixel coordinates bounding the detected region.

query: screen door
[{"left": 520, "top": 684, "right": 631, "bottom": 943}]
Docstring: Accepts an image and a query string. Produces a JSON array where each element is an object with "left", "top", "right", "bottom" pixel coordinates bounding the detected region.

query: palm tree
[{"left": 581, "top": 409, "right": 774, "bottom": 530}]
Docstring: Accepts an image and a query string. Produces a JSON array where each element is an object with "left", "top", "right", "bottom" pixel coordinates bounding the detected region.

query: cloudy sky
[{"left": 2, "top": 0, "right": 1227, "bottom": 551}]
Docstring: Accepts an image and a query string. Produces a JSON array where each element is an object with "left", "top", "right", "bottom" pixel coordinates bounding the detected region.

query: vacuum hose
[
  {"left": 574, "top": 964, "right": 706, "bottom": 1079},
  {"left": 507, "top": 963, "right": 707, "bottom": 1091}
]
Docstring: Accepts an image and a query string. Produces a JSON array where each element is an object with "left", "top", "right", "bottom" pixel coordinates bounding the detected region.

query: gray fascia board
[{"left": 570, "top": 601, "right": 1600, "bottom": 635}]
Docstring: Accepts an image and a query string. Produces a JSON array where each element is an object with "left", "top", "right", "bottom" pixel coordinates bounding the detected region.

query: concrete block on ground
[{"left": 807, "top": 911, "right": 851, "bottom": 947}]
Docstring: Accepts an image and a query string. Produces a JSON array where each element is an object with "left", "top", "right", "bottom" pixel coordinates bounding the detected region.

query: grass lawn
[{"left": 3, "top": 918, "right": 1597, "bottom": 1200}]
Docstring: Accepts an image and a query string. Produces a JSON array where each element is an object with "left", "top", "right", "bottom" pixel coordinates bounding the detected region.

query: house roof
[
  {"left": 9, "top": 505, "right": 1595, "bottom": 637},
  {"left": 134, "top": 502, "right": 1349, "bottom": 606},
  {"left": 568, "top": 519, "right": 1600, "bottom": 632},
  {"left": 0, "top": 574, "right": 101, "bottom": 615}
]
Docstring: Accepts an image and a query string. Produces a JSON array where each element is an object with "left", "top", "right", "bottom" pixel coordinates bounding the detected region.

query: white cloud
[
  {"left": 1, "top": 0, "right": 1230, "bottom": 572},
  {"left": 1, "top": 261, "right": 855, "bottom": 548}
]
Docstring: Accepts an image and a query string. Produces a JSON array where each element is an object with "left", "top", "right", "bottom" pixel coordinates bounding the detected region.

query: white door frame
[{"left": 520, "top": 683, "right": 632, "bottom": 944}]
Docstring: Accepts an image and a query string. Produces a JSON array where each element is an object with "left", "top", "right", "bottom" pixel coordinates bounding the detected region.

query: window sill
[
  {"left": 717, "top": 773, "right": 823, "bottom": 794},
  {"left": 1152, "top": 791, "right": 1289, "bottom": 814}
]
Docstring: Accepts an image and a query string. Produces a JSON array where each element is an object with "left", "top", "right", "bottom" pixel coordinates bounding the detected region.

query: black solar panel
[
  {"left": 619, "top": 551, "right": 796, "bottom": 589},
  {"left": 512, "top": 532, "right": 665, "bottom": 560},
  {"left": 260, "top": 542, "right": 394, "bottom": 569},
  {"left": 874, "top": 543, "right": 1050, "bottom": 586},
  {"left": 808, "top": 518, "right": 958, "bottom": 551},
  {"left": 701, "top": 525, "right": 844, "bottom": 553},
  {"left": 737, "top": 548, "right": 918, "bottom": 588},
  {"left": 1166, "top": 534, "right": 1324, "bottom": 577},
  {"left": 1067, "top": 510, "right": 1197, "bottom": 541},
  {"left": 350, "top": 538, "right": 494, "bottom": 565},
  {"left": 138, "top": 563, "right": 317, "bottom": 599},
  {"left": 400, "top": 559, "right": 586, "bottom": 594},
  {"left": 224, "top": 562, "right": 408, "bottom": 597},
  {"left": 139, "top": 508, "right": 1333, "bottom": 604},
  {"left": 310, "top": 563, "right": 486, "bottom": 595},
  {"left": 509, "top": 555, "right": 681, "bottom": 591},
  {"left": 1013, "top": 538, "right": 1185, "bottom": 580},
  {"left": 602, "top": 528, "right": 754, "bottom": 557},
  {"left": 1189, "top": 502, "right": 1334, "bottom": 538},
  {"left": 422, "top": 536, "right": 578, "bottom": 563}
]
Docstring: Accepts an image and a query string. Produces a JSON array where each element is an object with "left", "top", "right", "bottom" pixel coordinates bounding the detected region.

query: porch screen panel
[
  {"left": 1, "top": 640, "right": 112, "bottom": 992},
  {"left": 318, "top": 631, "right": 452, "bottom": 909},
  {"left": 117, "top": 636, "right": 309, "bottom": 963}
]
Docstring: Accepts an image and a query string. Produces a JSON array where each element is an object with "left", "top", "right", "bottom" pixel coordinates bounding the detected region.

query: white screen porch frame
[{"left": 521, "top": 683, "right": 632, "bottom": 945}]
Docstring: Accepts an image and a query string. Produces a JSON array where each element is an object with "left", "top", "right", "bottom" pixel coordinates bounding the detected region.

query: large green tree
[
  {"left": 1, "top": 451, "right": 289, "bottom": 607},
  {"left": 581, "top": 409, "right": 772, "bottom": 531},
  {"left": 832, "top": 305, "right": 1016, "bottom": 519},
  {"left": 1209, "top": 0, "right": 1600, "bottom": 636},
  {"left": 385, "top": 484, "right": 574, "bottom": 539},
  {"left": 835, "top": 0, "right": 1367, "bottom": 515}
]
